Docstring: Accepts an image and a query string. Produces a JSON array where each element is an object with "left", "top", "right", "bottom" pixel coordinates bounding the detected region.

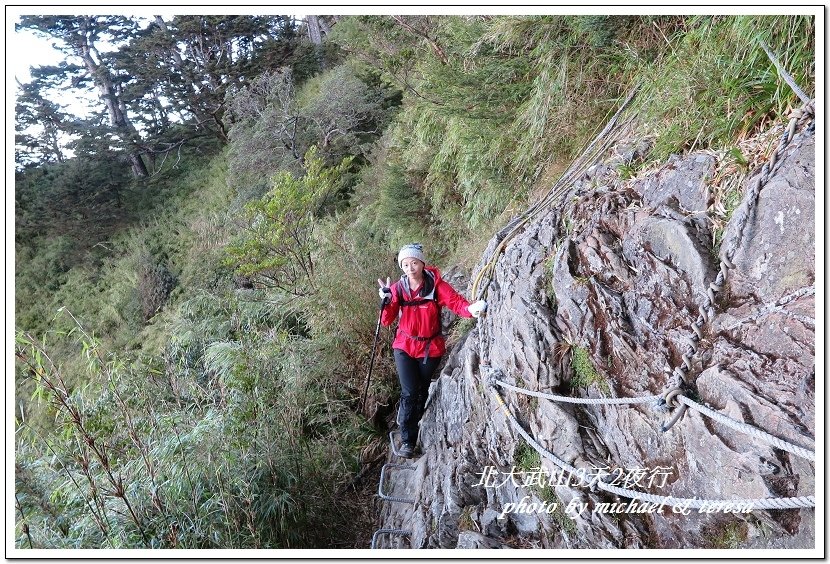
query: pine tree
[{"left": 17, "top": 16, "right": 150, "bottom": 176}]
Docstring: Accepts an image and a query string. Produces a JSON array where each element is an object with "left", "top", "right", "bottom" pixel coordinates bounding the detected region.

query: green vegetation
[
  {"left": 529, "top": 396, "right": 539, "bottom": 412},
  {"left": 14, "top": 14, "right": 814, "bottom": 548},
  {"left": 511, "top": 442, "right": 578, "bottom": 534},
  {"left": 537, "top": 486, "right": 577, "bottom": 535},
  {"left": 570, "top": 346, "right": 612, "bottom": 395},
  {"left": 448, "top": 316, "right": 477, "bottom": 344},
  {"left": 705, "top": 520, "right": 747, "bottom": 549},
  {"left": 514, "top": 441, "right": 541, "bottom": 472},
  {"left": 225, "top": 147, "right": 354, "bottom": 295},
  {"left": 634, "top": 16, "right": 814, "bottom": 164},
  {"left": 713, "top": 182, "right": 744, "bottom": 256}
]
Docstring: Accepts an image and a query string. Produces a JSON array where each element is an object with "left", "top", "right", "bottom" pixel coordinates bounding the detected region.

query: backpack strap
[{"left": 398, "top": 329, "right": 442, "bottom": 364}]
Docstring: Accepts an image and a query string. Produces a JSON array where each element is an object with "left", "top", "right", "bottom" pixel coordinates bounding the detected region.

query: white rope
[
  {"left": 660, "top": 97, "right": 815, "bottom": 432},
  {"left": 677, "top": 395, "right": 815, "bottom": 462},
  {"left": 493, "top": 374, "right": 815, "bottom": 461},
  {"left": 598, "top": 482, "right": 815, "bottom": 510},
  {"left": 494, "top": 378, "right": 661, "bottom": 405},
  {"left": 492, "top": 386, "right": 816, "bottom": 511},
  {"left": 492, "top": 390, "right": 580, "bottom": 476},
  {"left": 470, "top": 84, "right": 639, "bottom": 301},
  {"left": 470, "top": 65, "right": 818, "bottom": 520}
]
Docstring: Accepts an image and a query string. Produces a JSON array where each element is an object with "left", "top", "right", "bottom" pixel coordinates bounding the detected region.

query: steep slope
[{"left": 373, "top": 107, "right": 816, "bottom": 549}]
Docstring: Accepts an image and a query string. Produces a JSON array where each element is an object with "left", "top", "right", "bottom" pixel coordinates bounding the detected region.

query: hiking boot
[{"left": 399, "top": 442, "right": 417, "bottom": 458}]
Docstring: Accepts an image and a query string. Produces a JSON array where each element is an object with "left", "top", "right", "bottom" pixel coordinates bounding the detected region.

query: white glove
[
  {"left": 377, "top": 277, "right": 392, "bottom": 303},
  {"left": 468, "top": 299, "right": 487, "bottom": 318}
]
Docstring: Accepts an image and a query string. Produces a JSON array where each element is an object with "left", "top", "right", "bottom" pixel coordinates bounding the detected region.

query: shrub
[
  {"left": 514, "top": 441, "right": 541, "bottom": 472},
  {"left": 297, "top": 63, "right": 398, "bottom": 164},
  {"left": 137, "top": 254, "right": 177, "bottom": 321},
  {"left": 570, "top": 345, "right": 611, "bottom": 395},
  {"left": 225, "top": 147, "right": 353, "bottom": 295}
]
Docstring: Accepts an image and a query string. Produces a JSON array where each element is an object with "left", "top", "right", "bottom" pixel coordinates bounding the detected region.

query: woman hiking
[{"left": 377, "top": 243, "right": 487, "bottom": 458}]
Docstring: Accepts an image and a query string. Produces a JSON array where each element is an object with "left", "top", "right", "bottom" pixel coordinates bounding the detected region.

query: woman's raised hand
[{"left": 378, "top": 277, "right": 392, "bottom": 303}]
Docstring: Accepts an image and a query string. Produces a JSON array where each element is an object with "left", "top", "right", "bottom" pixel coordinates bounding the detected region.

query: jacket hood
[
  {"left": 399, "top": 266, "right": 442, "bottom": 300},
  {"left": 425, "top": 265, "right": 442, "bottom": 283}
]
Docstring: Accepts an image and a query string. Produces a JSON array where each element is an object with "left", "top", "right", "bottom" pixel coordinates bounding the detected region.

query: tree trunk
[
  {"left": 318, "top": 17, "right": 331, "bottom": 35},
  {"left": 154, "top": 16, "right": 184, "bottom": 67},
  {"left": 306, "top": 16, "right": 323, "bottom": 45},
  {"left": 78, "top": 17, "right": 148, "bottom": 177}
]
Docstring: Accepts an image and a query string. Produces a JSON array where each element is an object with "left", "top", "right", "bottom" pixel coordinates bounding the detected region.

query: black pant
[{"left": 394, "top": 348, "right": 441, "bottom": 445}]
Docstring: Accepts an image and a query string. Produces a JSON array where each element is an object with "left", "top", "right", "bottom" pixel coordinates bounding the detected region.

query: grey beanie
[{"left": 397, "top": 243, "right": 426, "bottom": 268}]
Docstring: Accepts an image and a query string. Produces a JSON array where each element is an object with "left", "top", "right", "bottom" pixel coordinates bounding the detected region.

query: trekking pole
[{"left": 359, "top": 297, "right": 387, "bottom": 413}]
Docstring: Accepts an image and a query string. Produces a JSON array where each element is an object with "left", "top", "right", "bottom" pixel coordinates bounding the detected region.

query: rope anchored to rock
[
  {"left": 675, "top": 394, "right": 815, "bottom": 461},
  {"left": 659, "top": 97, "right": 815, "bottom": 432},
  {"left": 491, "top": 384, "right": 816, "bottom": 510},
  {"left": 488, "top": 368, "right": 661, "bottom": 406},
  {"left": 487, "top": 365, "right": 815, "bottom": 462},
  {"left": 469, "top": 56, "right": 817, "bottom": 523}
]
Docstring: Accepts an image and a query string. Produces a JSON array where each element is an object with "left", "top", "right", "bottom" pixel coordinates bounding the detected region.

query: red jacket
[{"left": 381, "top": 266, "right": 472, "bottom": 358}]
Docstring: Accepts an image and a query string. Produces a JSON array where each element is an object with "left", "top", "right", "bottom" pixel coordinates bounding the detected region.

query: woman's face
[{"left": 401, "top": 258, "right": 425, "bottom": 279}]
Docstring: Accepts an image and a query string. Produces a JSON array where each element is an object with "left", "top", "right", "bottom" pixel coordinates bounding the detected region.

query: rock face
[{"left": 374, "top": 125, "right": 815, "bottom": 550}]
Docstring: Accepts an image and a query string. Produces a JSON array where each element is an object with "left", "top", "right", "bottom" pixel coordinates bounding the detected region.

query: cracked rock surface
[{"left": 375, "top": 128, "right": 815, "bottom": 550}]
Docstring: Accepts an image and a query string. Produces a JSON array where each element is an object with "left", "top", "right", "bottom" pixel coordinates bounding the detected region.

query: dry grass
[{"left": 706, "top": 120, "right": 787, "bottom": 253}]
